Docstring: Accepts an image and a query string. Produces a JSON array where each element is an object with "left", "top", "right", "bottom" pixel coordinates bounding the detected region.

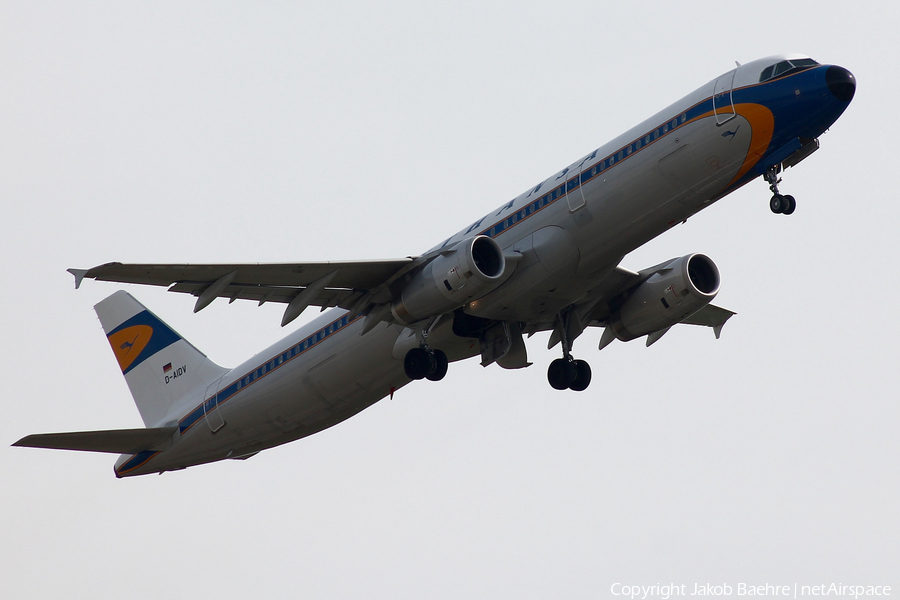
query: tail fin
[{"left": 95, "top": 291, "right": 228, "bottom": 427}]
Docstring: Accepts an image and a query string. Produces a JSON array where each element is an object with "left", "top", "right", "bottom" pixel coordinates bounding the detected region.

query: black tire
[
  {"left": 548, "top": 358, "right": 576, "bottom": 390},
  {"left": 569, "top": 360, "right": 592, "bottom": 391},
  {"left": 425, "top": 349, "right": 449, "bottom": 381},
  {"left": 404, "top": 347, "right": 430, "bottom": 380},
  {"left": 770, "top": 194, "right": 784, "bottom": 214},
  {"left": 782, "top": 194, "right": 796, "bottom": 215}
]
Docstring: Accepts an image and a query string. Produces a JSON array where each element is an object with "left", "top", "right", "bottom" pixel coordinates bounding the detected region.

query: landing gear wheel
[
  {"left": 781, "top": 194, "right": 796, "bottom": 215},
  {"left": 548, "top": 358, "right": 576, "bottom": 390},
  {"left": 569, "top": 360, "right": 592, "bottom": 391},
  {"left": 425, "top": 349, "right": 448, "bottom": 381},
  {"left": 770, "top": 194, "right": 785, "bottom": 214},
  {"left": 765, "top": 166, "right": 796, "bottom": 215},
  {"left": 404, "top": 347, "right": 431, "bottom": 380}
]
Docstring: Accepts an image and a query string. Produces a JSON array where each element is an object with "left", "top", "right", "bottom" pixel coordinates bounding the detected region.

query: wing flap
[
  {"left": 13, "top": 426, "right": 177, "bottom": 454},
  {"left": 166, "top": 282, "right": 357, "bottom": 307}
]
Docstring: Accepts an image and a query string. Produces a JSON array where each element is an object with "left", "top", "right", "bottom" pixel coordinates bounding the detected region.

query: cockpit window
[
  {"left": 773, "top": 61, "right": 793, "bottom": 77},
  {"left": 759, "top": 58, "right": 819, "bottom": 82}
]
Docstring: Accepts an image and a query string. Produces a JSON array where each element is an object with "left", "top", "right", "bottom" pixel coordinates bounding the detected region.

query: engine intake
[
  {"left": 609, "top": 253, "right": 720, "bottom": 341},
  {"left": 392, "top": 236, "right": 507, "bottom": 325}
]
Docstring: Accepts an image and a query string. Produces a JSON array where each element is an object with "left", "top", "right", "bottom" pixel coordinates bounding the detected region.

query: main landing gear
[
  {"left": 546, "top": 313, "right": 592, "bottom": 391},
  {"left": 547, "top": 357, "right": 592, "bottom": 391},
  {"left": 764, "top": 165, "right": 796, "bottom": 215},
  {"left": 404, "top": 346, "right": 448, "bottom": 381},
  {"left": 403, "top": 324, "right": 448, "bottom": 382}
]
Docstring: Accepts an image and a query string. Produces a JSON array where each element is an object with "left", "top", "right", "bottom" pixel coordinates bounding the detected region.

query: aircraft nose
[{"left": 826, "top": 65, "right": 855, "bottom": 102}]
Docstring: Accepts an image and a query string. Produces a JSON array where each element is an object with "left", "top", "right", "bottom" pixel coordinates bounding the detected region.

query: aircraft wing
[
  {"left": 70, "top": 258, "right": 418, "bottom": 325},
  {"left": 581, "top": 263, "right": 736, "bottom": 331},
  {"left": 679, "top": 303, "right": 736, "bottom": 338},
  {"left": 541, "top": 264, "right": 735, "bottom": 349}
]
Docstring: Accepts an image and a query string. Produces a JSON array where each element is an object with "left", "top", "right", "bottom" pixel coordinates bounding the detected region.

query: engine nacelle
[
  {"left": 609, "top": 253, "right": 720, "bottom": 341},
  {"left": 391, "top": 235, "right": 507, "bottom": 325}
]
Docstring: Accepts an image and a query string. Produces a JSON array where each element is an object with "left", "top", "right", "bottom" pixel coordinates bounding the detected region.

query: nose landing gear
[{"left": 765, "top": 165, "right": 796, "bottom": 215}]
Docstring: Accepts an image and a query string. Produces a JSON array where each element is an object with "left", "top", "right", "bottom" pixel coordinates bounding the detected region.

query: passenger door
[
  {"left": 713, "top": 71, "right": 736, "bottom": 125},
  {"left": 203, "top": 377, "right": 225, "bottom": 433}
]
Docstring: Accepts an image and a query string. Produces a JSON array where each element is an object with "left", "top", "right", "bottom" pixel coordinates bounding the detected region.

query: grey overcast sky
[{"left": 2, "top": 1, "right": 897, "bottom": 598}]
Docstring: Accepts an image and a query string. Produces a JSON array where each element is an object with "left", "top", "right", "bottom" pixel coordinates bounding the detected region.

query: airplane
[{"left": 14, "top": 54, "right": 855, "bottom": 477}]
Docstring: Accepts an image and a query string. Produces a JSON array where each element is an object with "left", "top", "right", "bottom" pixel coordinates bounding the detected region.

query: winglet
[{"left": 68, "top": 268, "right": 89, "bottom": 290}]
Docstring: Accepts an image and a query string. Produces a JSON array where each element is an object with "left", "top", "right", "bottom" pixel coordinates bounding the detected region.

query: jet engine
[
  {"left": 608, "top": 253, "right": 720, "bottom": 341},
  {"left": 391, "top": 235, "right": 507, "bottom": 325}
]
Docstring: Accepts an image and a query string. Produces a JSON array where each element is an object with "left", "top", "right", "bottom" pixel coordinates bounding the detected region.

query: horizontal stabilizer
[{"left": 13, "top": 426, "right": 177, "bottom": 454}]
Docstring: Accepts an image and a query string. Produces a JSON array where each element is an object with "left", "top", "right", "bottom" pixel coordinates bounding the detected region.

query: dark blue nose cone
[{"left": 826, "top": 65, "right": 855, "bottom": 102}]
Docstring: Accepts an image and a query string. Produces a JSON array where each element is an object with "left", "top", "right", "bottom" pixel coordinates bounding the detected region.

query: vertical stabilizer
[{"left": 95, "top": 291, "right": 228, "bottom": 427}]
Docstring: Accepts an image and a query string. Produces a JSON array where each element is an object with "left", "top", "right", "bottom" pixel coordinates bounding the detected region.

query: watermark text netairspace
[{"left": 610, "top": 583, "right": 892, "bottom": 600}]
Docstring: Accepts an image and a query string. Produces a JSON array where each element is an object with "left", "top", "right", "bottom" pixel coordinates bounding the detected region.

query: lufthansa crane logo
[
  {"left": 721, "top": 125, "right": 741, "bottom": 140},
  {"left": 108, "top": 325, "right": 153, "bottom": 373}
]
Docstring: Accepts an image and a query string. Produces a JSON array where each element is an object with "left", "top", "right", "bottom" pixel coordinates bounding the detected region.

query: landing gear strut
[
  {"left": 764, "top": 165, "right": 796, "bottom": 215},
  {"left": 546, "top": 313, "right": 592, "bottom": 391}
]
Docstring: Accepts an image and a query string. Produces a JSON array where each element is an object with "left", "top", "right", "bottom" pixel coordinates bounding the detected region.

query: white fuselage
[{"left": 116, "top": 56, "right": 851, "bottom": 476}]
